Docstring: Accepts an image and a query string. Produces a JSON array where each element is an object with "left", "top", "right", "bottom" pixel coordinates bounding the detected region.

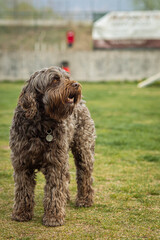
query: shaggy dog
[{"left": 10, "top": 66, "right": 95, "bottom": 227}]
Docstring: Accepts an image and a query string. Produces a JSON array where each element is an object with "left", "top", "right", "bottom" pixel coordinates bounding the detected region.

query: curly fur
[{"left": 10, "top": 66, "right": 95, "bottom": 227}]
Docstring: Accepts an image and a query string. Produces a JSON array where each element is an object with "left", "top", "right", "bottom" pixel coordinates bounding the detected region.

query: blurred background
[
  {"left": 0, "top": 0, "right": 160, "bottom": 82},
  {"left": 0, "top": 2, "right": 160, "bottom": 239}
]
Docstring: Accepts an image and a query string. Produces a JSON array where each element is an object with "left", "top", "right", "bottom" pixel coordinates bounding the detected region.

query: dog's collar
[{"left": 45, "top": 128, "right": 53, "bottom": 142}]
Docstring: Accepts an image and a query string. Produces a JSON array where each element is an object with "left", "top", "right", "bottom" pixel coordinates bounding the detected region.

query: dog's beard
[{"left": 43, "top": 88, "right": 81, "bottom": 120}]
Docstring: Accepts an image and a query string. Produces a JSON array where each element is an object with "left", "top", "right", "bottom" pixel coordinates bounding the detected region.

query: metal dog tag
[
  {"left": 46, "top": 128, "right": 53, "bottom": 142},
  {"left": 46, "top": 134, "right": 53, "bottom": 142}
]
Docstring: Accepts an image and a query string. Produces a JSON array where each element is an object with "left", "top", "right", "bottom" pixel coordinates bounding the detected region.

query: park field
[{"left": 0, "top": 82, "right": 160, "bottom": 239}]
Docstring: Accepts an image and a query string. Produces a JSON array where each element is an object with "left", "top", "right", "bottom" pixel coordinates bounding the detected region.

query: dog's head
[{"left": 19, "top": 66, "right": 82, "bottom": 120}]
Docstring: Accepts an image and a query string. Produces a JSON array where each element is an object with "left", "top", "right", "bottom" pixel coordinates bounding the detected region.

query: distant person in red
[
  {"left": 66, "top": 30, "right": 75, "bottom": 48},
  {"left": 63, "top": 66, "right": 70, "bottom": 73},
  {"left": 61, "top": 61, "right": 70, "bottom": 73}
]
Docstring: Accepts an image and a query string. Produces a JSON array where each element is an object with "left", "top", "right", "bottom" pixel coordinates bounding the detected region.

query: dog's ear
[
  {"left": 18, "top": 70, "right": 44, "bottom": 119},
  {"left": 19, "top": 90, "right": 37, "bottom": 119},
  {"left": 18, "top": 69, "right": 47, "bottom": 119}
]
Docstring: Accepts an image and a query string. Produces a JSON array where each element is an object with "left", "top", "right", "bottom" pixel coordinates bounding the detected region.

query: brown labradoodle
[{"left": 10, "top": 66, "right": 95, "bottom": 227}]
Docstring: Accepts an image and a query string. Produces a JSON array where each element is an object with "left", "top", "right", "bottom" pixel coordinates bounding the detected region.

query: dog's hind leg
[
  {"left": 71, "top": 113, "right": 95, "bottom": 207},
  {"left": 12, "top": 169, "right": 36, "bottom": 222},
  {"left": 72, "top": 144, "right": 94, "bottom": 207}
]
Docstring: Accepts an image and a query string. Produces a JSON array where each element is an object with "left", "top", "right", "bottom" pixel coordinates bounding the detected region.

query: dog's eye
[{"left": 54, "top": 75, "right": 60, "bottom": 82}]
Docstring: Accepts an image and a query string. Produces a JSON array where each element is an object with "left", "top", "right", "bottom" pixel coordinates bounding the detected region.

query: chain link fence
[{"left": 0, "top": 0, "right": 135, "bottom": 22}]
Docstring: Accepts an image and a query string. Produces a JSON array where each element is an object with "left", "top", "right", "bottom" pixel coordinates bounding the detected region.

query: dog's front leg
[
  {"left": 12, "top": 169, "right": 36, "bottom": 221},
  {"left": 42, "top": 160, "right": 68, "bottom": 227}
]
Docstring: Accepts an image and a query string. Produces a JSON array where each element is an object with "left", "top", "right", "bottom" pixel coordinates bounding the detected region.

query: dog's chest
[
  {"left": 65, "top": 115, "right": 77, "bottom": 146},
  {"left": 38, "top": 115, "right": 76, "bottom": 148}
]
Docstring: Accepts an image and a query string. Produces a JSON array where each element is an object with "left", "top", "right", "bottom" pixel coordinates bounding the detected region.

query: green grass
[{"left": 0, "top": 82, "right": 160, "bottom": 239}]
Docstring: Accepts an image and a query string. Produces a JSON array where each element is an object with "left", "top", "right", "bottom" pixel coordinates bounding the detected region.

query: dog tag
[{"left": 46, "top": 134, "right": 53, "bottom": 142}]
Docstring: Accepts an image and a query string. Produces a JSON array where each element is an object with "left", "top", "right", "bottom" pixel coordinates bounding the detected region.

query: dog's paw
[
  {"left": 75, "top": 198, "right": 93, "bottom": 208},
  {"left": 12, "top": 212, "right": 33, "bottom": 222},
  {"left": 43, "top": 216, "right": 64, "bottom": 227}
]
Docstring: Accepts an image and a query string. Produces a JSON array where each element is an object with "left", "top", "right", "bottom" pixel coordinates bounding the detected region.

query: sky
[{"left": 35, "top": 0, "right": 135, "bottom": 12}]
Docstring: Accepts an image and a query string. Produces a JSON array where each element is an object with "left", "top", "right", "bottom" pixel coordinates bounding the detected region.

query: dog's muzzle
[
  {"left": 72, "top": 82, "right": 80, "bottom": 89},
  {"left": 66, "top": 82, "right": 81, "bottom": 104}
]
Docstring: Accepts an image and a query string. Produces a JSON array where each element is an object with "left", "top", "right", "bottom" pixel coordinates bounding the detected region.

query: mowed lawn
[{"left": 0, "top": 82, "right": 160, "bottom": 240}]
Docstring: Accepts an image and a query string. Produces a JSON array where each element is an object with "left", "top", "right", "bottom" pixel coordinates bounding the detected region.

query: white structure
[
  {"left": 138, "top": 72, "right": 160, "bottom": 88},
  {"left": 1, "top": 50, "right": 160, "bottom": 81},
  {"left": 92, "top": 11, "right": 160, "bottom": 49}
]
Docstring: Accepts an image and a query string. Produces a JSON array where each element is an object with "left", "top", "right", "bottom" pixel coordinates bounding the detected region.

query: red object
[
  {"left": 66, "top": 31, "right": 75, "bottom": 44},
  {"left": 93, "top": 39, "right": 160, "bottom": 49},
  {"left": 62, "top": 66, "right": 70, "bottom": 73}
]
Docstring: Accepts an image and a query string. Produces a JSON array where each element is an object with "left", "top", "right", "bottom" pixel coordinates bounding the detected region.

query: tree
[
  {"left": 15, "top": 2, "right": 37, "bottom": 19},
  {"left": 0, "top": 0, "right": 56, "bottom": 20},
  {"left": 0, "top": 0, "right": 10, "bottom": 18},
  {"left": 134, "top": 0, "right": 160, "bottom": 10}
]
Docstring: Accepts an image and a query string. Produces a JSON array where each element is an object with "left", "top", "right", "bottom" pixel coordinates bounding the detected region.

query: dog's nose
[{"left": 72, "top": 82, "right": 79, "bottom": 88}]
